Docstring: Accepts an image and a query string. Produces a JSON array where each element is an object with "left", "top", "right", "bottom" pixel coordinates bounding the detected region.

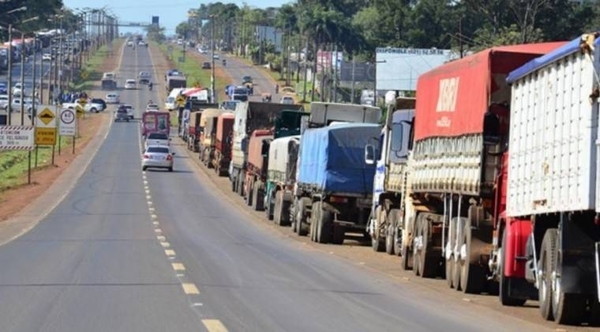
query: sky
[{"left": 62, "top": 0, "right": 291, "bottom": 36}]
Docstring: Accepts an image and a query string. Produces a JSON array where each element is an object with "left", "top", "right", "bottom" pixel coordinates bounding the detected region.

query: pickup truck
[{"left": 144, "top": 132, "right": 170, "bottom": 149}]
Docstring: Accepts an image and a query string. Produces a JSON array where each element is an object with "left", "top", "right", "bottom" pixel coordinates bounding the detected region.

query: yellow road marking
[
  {"left": 202, "top": 319, "right": 228, "bottom": 332},
  {"left": 157, "top": 235, "right": 166, "bottom": 241},
  {"left": 165, "top": 249, "right": 176, "bottom": 256},
  {"left": 172, "top": 263, "right": 185, "bottom": 271},
  {"left": 160, "top": 241, "right": 170, "bottom": 248},
  {"left": 182, "top": 283, "right": 200, "bottom": 295}
]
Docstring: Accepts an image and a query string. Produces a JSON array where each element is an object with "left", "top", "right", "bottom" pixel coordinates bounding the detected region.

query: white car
[
  {"left": 142, "top": 145, "right": 175, "bottom": 172},
  {"left": 127, "top": 40, "right": 134, "bottom": 47},
  {"left": 198, "top": 48, "right": 207, "bottom": 54},
  {"left": 105, "top": 93, "right": 119, "bottom": 104},
  {"left": 124, "top": 79, "right": 136, "bottom": 90},
  {"left": 144, "top": 132, "right": 170, "bottom": 150},
  {"left": 146, "top": 104, "right": 160, "bottom": 112},
  {"left": 0, "top": 94, "right": 8, "bottom": 111},
  {"left": 121, "top": 104, "right": 135, "bottom": 119},
  {"left": 12, "top": 82, "right": 32, "bottom": 97},
  {"left": 9, "top": 98, "right": 33, "bottom": 113},
  {"left": 42, "top": 53, "right": 52, "bottom": 61},
  {"left": 212, "top": 53, "right": 220, "bottom": 60}
]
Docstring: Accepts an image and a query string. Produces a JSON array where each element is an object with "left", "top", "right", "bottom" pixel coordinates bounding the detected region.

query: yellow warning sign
[
  {"left": 80, "top": 70, "right": 89, "bottom": 80},
  {"left": 176, "top": 94, "right": 186, "bottom": 107},
  {"left": 35, "top": 127, "right": 56, "bottom": 145},
  {"left": 38, "top": 108, "right": 55, "bottom": 126}
]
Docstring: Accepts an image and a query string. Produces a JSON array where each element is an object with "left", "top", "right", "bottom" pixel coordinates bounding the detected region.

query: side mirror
[{"left": 365, "top": 144, "right": 375, "bottom": 165}]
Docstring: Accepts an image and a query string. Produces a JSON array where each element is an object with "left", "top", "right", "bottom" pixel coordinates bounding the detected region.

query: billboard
[
  {"left": 255, "top": 26, "right": 283, "bottom": 52},
  {"left": 152, "top": 16, "right": 159, "bottom": 27},
  {"left": 339, "top": 61, "right": 375, "bottom": 82},
  {"left": 316, "top": 50, "right": 342, "bottom": 73},
  {"left": 375, "top": 47, "right": 457, "bottom": 91}
]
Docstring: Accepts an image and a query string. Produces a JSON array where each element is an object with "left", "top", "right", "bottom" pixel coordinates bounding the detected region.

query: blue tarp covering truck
[{"left": 294, "top": 123, "right": 380, "bottom": 244}]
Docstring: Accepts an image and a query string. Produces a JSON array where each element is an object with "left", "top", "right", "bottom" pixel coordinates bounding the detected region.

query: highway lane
[
  {"left": 0, "top": 49, "right": 52, "bottom": 85},
  {"left": 0, "top": 44, "right": 207, "bottom": 331}
]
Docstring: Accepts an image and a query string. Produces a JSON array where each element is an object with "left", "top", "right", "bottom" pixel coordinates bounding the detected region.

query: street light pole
[
  {"left": 211, "top": 15, "right": 216, "bottom": 104},
  {"left": 32, "top": 35, "right": 37, "bottom": 123},
  {"left": 20, "top": 31, "right": 25, "bottom": 124},
  {"left": 6, "top": 24, "right": 12, "bottom": 125}
]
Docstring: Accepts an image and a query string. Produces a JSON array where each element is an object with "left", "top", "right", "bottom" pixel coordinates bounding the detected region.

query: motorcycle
[
  {"left": 148, "top": 83, "right": 153, "bottom": 91},
  {"left": 222, "top": 59, "right": 226, "bottom": 66}
]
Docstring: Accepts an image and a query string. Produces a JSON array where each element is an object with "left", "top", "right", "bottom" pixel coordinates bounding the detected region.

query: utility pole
[
  {"left": 7, "top": 24, "right": 12, "bottom": 125},
  {"left": 38, "top": 34, "right": 43, "bottom": 104},
  {"left": 210, "top": 15, "right": 216, "bottom": 104},
  {"left": 302, "top": 35, "right": 309, "bottom": 103},
  {"left": 350, "top": 56, "right": 356, "bottom": 103},
  {"left": 32, "top": 36, "right": 37, "bottom": 118},
  {"left": 19, "top": 31, "right": 25, "bottom": 124},
  {"left": 333, "top": 44, "right": 338, "bottom": 102}
]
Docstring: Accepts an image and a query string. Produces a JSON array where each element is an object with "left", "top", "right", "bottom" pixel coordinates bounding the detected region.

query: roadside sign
[
  {"left": 176, "top": 94, "right": 186, "bottom": 107},
  {"left": 36, "top": 107, "right": 57, "bottom": 128},
  {"left": 80, "top": 70, "right": 89, "bottom": 80},
  {"left": 0, "top": 126, "right": 34, "bottom": 150},
  {"left": 35, "top": 127, "right": 56, "bottom": 145},
  {"left": 59, "top": 108, "right": 76, "bottom": 136}
]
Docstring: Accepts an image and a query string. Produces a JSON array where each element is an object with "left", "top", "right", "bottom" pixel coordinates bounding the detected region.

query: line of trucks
[{"left": 184, "top": 33, "right": 600, "bottom": 326}]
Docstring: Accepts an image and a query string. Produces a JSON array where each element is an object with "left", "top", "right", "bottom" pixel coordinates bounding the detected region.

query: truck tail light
[
  {"left": 166, "top": 155, "right": 173, "bottom": 161},
  {"left": 329, "top": 196, "right": 348, "bottom": 203}
]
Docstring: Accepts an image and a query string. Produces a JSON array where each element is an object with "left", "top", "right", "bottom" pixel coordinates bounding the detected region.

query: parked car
[
  {"left": 9, "top": 98, "right": 33, "bottom": 113},
  {"left": 142, "top": 145, "right": 175, "bottom": 172},
  {"left": 90, "top": 98, "right": 107, "bottom": 111},
  {"left": 212, "top": 53, "right": 220, "bottom": 60},
  {"left": 105, "top": 93, "right": 119, "bottom": 104},
  {"left": 0, "top": 82, "right": 7, "bottom": 94},
  {"left": 0, "top": 94, "right": 8, "bottom": 111},
  {"left": 127, "top": 40, "right": 134, "bottom": 47},
  {"left": 202, "top": 62, "right": 211, "bottom": 69},
  {"left": 124, "top": 79, "right": 136, "bottom": 90},
  {"left": 42, "top": 53, "right": 52, "bottom": 61}
]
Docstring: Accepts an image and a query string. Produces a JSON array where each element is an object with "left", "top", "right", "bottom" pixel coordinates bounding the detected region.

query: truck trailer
[
  {"left": 198, "top": 108, "right": 226, "bottom": 168},
  {"left": 265, "top": 135, "right": 301, "bottom": 226},
  {"left": 294, "top": 123, "right": 380, "bottom": 245},
  {"left": 494, "top": 34, "right": 600, "bottom": 325},
  {"left": 405, "top": 42, "right": 565, "bottom": 295},
  {"left": 211, "top": 112, "right": 235, "bottom": 176},
  {"left": 244, "top": 129, "right": 274, "bottom": 211}
]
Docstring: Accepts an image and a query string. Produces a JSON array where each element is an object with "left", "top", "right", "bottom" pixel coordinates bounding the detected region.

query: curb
[{"left": 0, "top": 41, "right": 125, "bottom": 247}]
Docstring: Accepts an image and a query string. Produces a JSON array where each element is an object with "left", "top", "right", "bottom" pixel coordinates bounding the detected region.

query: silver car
[{"left": 142, "top": 145, "right": 175, "bottom": 172}]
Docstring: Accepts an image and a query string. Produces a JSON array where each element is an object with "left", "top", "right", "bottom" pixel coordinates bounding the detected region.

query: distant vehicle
[
  {"left": 127, "top": 40, "right": 134, "bottom": 47},
  {"left": 202, "top": 62, "right": 211, "bottom": 69},
  {"left": 0, "top": 94, "right": 8, "bottom": 110},
  {"left": 242, "top": 76, "right": 252, "bottom": 84},
  {"left": 146, "top": 104, "right": 160, "bottom": 112},
  {"left": 144, "top": 132, "right": 170, "bottom": 149},
  {"left": 231, "top": 86, "right": 249, "bottom": 102},
  {"left": 198, "top": 48, "right": 207, "bottom": 54},
  {"left": 138, "top": 41, "right": 146, "bottom": 46},
  {"left": 221, "top": 100, "right": 239, "bottom": 111},
  {"left": 124, "top": 79, "right": 136, "bottom": 90},
  {"left": 0, "top": 82, "right": 7, "bottom": 95},
  {"left": 280, "top": 95, "right": 295, "bottom": 105},
  {"left": 89, "top": 98, "right": 106, "bottom": 112},
  {"left": 177, "top": 39, "right": 184, "bottom": 45},
  {"left": 102, "top": 72, "right": 116, "bottom": 80},
  {"left": 121, "top": 104, "right": 135, "bottom": 119},
  {"left": 42, "top": 53, "right": 52, "bottom": 61},
  {"left": 142, "top": 145, "right": 175, "bottom": 172},
  {"left": 212, "top": 53, "right": 220, "bottom": 60},
  {"left": 105, "top": 93, "right": 119, "bottom": 104},
  {"left": 8, "top": 98, "right": 34, "bottom": 113},
  {"left": 138, "top": 71, "right": 151, "bottom": 84},
  {"left": 114, "top": 107, "right": 129, "bottom": 122},
  {"left": 12, "top": 82, "right": 33, "bottom": 97}
]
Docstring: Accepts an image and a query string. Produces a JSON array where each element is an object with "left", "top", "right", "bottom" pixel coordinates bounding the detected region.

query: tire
[
  {"left": 274, "top": 191, "right": 287, "bottom": 225},
  {"left": 459, "top": 217, "right": 486, "bottom": 294},
  {"left": 236, "top": 175, "right": 244, "bottom": 197},
  {"left": 415, "top": 213, "right": 439, "bottom": 278},
  {"left": 231, "top": 175, "right": 236, "bottom": 192},
  {"left": 252, "top": 182, "right": 264, "bottom": 211},
  {"left": 332, "top": 225, "right": 345, "bottom": 245},
  {"left": 142, "top": 166, "right": 147, "bottom": 171},
  {"left": 499, "top": 230, "right": 527, "bottom": 306},
  {"left": 126, "top": 119, "right": 130, "bottom": 122},
  {"left": 246, "top": 179, "right": 253, "bottom": 206},
  {"left": 385, "top": 223, "right": 395, "bottom": 255},
  {"left": 280, "top": 193, "right": 292, "bottom": 226},
  {"left": 446, "top": 217, "right": 458, "bottom": 289},
  {"left": 90, "top": 107, "right": 97, "bottom": 113},
  {"left": 400, "top": 243, "right": 413, "bottom": 271},
  {"left": 539, "top": 229, "right": 557, "bottom": 320},
  {"left": 549, "top": 229, "right": 586, "bottom": 324},
  {"left": 316, "top": 203, "right": 332, "bottom": 244},
  {"left": 310, "top": 201, "right": 321, "bottom": 242},
  {"left": 168, "top": 167, "right": 173, "bottom": 172},
  {"left": 295, "top": 198, "right": 309, "bottom": 236},
  {"left": 371, "top": 207, "right": 385, "bottom": 252},
  {"left": 265, "top": 191, "right": 274, "bottom": 220}
]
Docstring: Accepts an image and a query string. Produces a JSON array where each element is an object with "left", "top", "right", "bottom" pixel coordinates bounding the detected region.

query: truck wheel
[
  {"left": 246, "top": 179, "right": 254, "bottom": 206},
  {"left": 386, "top": 224, "right": 395, "bottom": 255},
  {"left": 413, "top": 213, "right": 438, "bottom": 278},
  {"left": 252, "top": 182, "right": 264, "bottom": 211},
  {"left": 499, "top": 230, "right": 527, "bottom": 306},
  {"left": 332, "top": 225, "right": 345, "bottom": 245},
  {"left": 237, "top": 176, "right": 245, "bottom": 197},
  {"left": 446, "top": 217, "right": 458, "bottom": 289},
  {"left": 281, "top": 192, "right": 292, "bottom": 226},
  {"left": 310, "top": 202, "right": 319, "bottom": 242},
  {"left": 400, "top": 243, "right": 413, "bottom": 271},
  {"left": 317, "top": 203, "right": 332, "bottom": 244},
  {"left": 273, "top": 191, "right": 282, "bottom": 225},
  {"left": 231, "top": 176, "right": 236, "bottom": 192},
  {"left": 538, "top": 229, "right": 557, "bottom": 320},
  {"left": 371, "top": 207, "right": 385, "bottom": 252},
  {"left": 295, "top": 198, "right": 309, "bottom": 236},
  {"left": 549, "top": 229, "right": 586, "bottom": 324},
  {"left": 459, "top": 217, "right": 486, "bottom": 293}
]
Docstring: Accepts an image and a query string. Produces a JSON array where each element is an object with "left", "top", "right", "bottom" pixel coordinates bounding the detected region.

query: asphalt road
[
  {"left": 0, "top": 49, "right": 52, "bottom": 85},
  {"left": 0, "top": 44, "right": 557, "bottom": 331}
]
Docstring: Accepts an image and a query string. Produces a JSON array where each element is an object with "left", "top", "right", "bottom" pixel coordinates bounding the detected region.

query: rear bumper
[{"left": 142, "top": 159, "right": 173, "bottom": 168}]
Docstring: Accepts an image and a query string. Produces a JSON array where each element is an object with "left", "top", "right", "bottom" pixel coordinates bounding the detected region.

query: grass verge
[
  {"left": 0, "top": 40, "right": 122, "bottom": 192},
  {"left": 69, "top": 39, "right": 125, "bottom": 91}
]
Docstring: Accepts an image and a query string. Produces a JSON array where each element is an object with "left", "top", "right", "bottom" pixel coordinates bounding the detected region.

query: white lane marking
[
  {"left": 191, "top": 303, "right": 202, "bottom": 307},
  {"left": 146, "top": 195, "right": 152, "bottom": 200},
  {"left": 164, "top": 249, "right": 176, "bottom": 256},
  {"left": 152, "top": 221, "right": 159, "bottom": 226},
  {"left": 148, "top": 207, "right": 155, "bottom": 212},
  {"left": 160, "top": 241, "right": 170, "bottom": 248},
  {"left": 147, "top": 201, "right": 153, "bottom": 205},
  {"left": 157, "top": 235, "right": 166, "bottom": 241},
  {"left": 172, "top": 263, "right": 185, "bottom": 271},
  {"left": 202, "top": 319, "right": 228, "bottom": 332},
  {"left": 145, "top": 189, "right": 150, "bottom": 194},
  {"left": 176, "top": 273, "right": 185, "bottom": 277},
  {"left": 151, "top": 214, "right": 158, "bottom": 219},
  {"left": 154, "top": 228, "right": 162, "bottom": 233},
  {"left": 182, "top": 283, "right": 200, "bottom": 295}
]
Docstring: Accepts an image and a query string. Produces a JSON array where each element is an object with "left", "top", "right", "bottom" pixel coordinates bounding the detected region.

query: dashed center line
[
  {"left": 202, "top": 319, "right": 228, "bottom": 332},
  {"left": 165, "top": 249, "right": 176, "bottom": 256},
  {"left": 182, "top": 283, "right": 200, "bottom": 295},
  {"left": 172, "top": 263, "right": 185, "bottom": 271},
  {"left": 153, "top": 221, "right": 159, "bottom": 226},
  {"left": 160, "top": 241, "right": 171, "bottom": 248},
  {"left": 157, "top": 235, "right": 166, "bottom": 241},
  {"left": 151, "top": 214, "right": 158, "bottom": 219},
  {"left": 154, "top": 228, "right": 162, "bottom": 233}
]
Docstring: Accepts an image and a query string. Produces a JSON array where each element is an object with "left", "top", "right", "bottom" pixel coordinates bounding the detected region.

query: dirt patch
[{"left": 0, "top": 40, "right": 125, "bottom": 223}]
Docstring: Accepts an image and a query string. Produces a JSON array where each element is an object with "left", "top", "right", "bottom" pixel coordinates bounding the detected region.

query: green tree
[{"left": 176, "top": 22, "right": 194, "bottom": 39}]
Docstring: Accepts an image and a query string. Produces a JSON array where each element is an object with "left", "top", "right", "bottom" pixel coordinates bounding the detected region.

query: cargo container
[
  {"left": 141, "top": 111, "right": 170, "bottom": 137},
  {"left": 493, "top": 35, "right": 600, "bottom": 325},
  {"left": 211, "top": 112, "right": 235, "bottom": 176},
  {"left": 198, "top": 108, "right": 225, "bottom": 168},
  {"left": 244, "top": 129, "right": 274, "bottom": 211},
  {"left": 405, "top": 42, "right": 565, "bottom": 297},
  {"left": 294, "top": 123, "right": 380, "bottom": 244},
  {"left": 265, "top": 135, "right": 301, "bottom": 226}
]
